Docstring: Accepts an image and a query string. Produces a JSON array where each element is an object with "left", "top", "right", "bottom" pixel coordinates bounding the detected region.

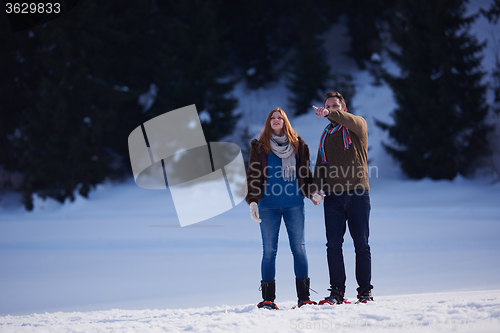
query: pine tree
[
  {"left": 492, "top": 56, "right": 500, "bottom": 115},
  {"left": 0, "top": 0, "right": 244, "bottom": 209},
  {"left": 218, "top": 0, "right": 300, "bottom": 89},
  {"left": 377, "top": 0, "right": 492, "bottom": 179},
  {"left": 286, "top": 0, "right": 341, "bottom": 116},
  {"left": 151, "top": 0, "right": 238, "bottom": 142},
  {"left": 480, "top": 0, "right": 500, "bottom": 180},
  {"left": 0, "top": 0, "right": 151, "bottom": 209},
  {"left": 344, "top": 0, "right": 396, "bottom": 69},
  {"left": 481, "top": 0, "right": 500, "bottom": 114},
  {"left": 0, "top": 25, "right": 28, "bottom": 185},
  {"left": 287, "top": 33, "right": 331, "bottom": 116},
  {"left": 480, "top": 0, "right": 500, "bottom": 24}
]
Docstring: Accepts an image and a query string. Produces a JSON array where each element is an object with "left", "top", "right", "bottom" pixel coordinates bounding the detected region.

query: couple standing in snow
[{"left": 245, "top": 91, "right": 373, "bottom": 309}]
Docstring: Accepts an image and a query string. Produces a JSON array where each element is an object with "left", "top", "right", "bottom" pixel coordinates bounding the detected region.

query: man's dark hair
[{"left": 324, "top": 91, "right": 347, "bottom": 110}]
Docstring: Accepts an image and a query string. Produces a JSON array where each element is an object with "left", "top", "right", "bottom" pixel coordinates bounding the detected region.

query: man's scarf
[{"left": 319, "top": 122, "right": 351, "bottom": 164}]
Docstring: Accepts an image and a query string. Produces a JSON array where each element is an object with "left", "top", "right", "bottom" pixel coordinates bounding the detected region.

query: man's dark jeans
[{"left": 324, "top": 190, "right": 373, "bottom": 294}]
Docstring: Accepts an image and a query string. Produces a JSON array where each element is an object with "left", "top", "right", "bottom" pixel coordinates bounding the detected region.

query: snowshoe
[
  {"left": 257, "top": 301, "right": 279, "bottom": 310},
  {"left": 318, "top": 288, "right": 351, "bottom": 305},
  {"left": 297, "top": 300, "right": 317, "bottom": 308},
  {"left": 318, "top": 296, "right": 351, "bottom": 305},
  {"left": 356, "top": 290, "right": 374, "bottom": 304}
]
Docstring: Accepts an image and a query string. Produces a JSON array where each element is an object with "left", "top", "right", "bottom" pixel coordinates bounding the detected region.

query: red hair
[{"left": 258, "top": 107, "right": 299, "bottom": 154}]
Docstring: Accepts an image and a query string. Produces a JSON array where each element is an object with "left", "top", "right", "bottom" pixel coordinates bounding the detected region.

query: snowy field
[
  {"left": 1, "top": 159, "right": 500, "bottom": 332},
  {"left": 1, "top": 1, "right": 500, "bottom": 331},
  {"left": 1, "top": 291, "right": 499, "bottom": 333}
]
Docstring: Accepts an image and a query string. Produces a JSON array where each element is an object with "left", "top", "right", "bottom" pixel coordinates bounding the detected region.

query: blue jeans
[
  {"left": 324, "top": 190, "right": 372, "bottom": 294},
  {"left": 259, "top": 206, "right": 309, "bottom": 281}
]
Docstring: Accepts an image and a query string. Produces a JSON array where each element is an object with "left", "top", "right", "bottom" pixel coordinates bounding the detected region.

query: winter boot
[
  {"left": 257, "top": 280, "right": 279, "bottom": 309},
  {"left": 318, "top": 287, "right": 351, "bottom": 305},
  {"left": 356, "top": 289, "right": 374, "bottom": 304},
  {"left": 296, "top": 278, "right": 317, "bottom": 307}
]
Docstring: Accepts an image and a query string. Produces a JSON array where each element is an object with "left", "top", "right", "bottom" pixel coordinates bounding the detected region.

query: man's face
[{"left": 325, "top": 97, "right": 345, "bottom": 111}]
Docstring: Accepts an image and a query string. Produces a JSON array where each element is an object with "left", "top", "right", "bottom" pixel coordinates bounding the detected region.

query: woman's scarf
[
  {"left": 270, "top": 134, "right": 296, "bottom": 181},
  {"left": 319, "top": 123, "right": 351, "bottom": 164}
]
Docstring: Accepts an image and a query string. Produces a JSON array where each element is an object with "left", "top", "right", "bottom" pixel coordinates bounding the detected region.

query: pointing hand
[{"left": 312, "top": 105, "right": 329, "bottom": 118}]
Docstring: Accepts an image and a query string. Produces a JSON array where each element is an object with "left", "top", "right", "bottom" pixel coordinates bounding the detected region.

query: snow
[
  {"left": 1, "top": 290, "right": 499, "bottom": 332},
  {"left": 1, "top": 2, "right": 500, "bottom": 331},
  {"left": 198, "top": 110, "right": 211, "bottom": 123},
  {"left": 370, "top": 53, "right": 382, "bottom": 63},
  {"left": 246, "top": 67, "right": 256, "bottom": 76},
  {"left": 138, "top": 83, "right": 159, "bottom": 113}
]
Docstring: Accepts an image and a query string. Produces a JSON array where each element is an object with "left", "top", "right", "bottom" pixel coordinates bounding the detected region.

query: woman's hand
[
  {"left": 311, "top": 191, "right": 325, "bottom": 205},
  {"left": 250, "top": 202, "right": 261, "bottom": 222}
]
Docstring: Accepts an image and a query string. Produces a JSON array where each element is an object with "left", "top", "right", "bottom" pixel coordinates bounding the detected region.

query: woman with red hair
[{"left": 246, "top": 107, "right": 319, "bottom": 309}]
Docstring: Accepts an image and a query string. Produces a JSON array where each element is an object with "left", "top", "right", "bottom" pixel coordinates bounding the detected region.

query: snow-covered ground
[
  {"left": 2, "top": 174, "right": 500, "bottom": 312},
  {"left": 1, "top": 1, "right": 500, "bottom": 332},
  {"left": 1, "top": 290, "right": 499, "bottom": 333}
]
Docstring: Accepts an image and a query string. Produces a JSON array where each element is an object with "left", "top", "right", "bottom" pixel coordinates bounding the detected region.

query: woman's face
[{"left": 270, "top": 111, "right": 284, "bottom": 135}]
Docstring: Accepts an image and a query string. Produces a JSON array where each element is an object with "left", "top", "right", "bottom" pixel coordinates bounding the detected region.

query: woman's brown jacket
[{"left": 245, "top": 136, "right": 313, "bottom": 205}]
